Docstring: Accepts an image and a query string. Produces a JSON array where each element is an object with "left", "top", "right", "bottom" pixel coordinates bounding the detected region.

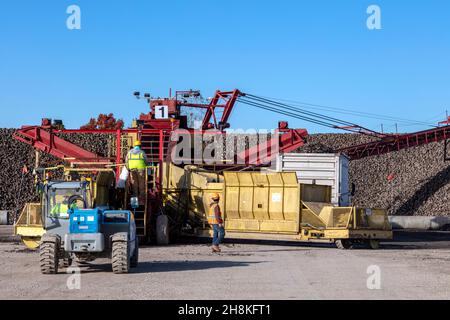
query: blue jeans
[{"left": 212, "top": 224, "right": 225, "bottom": 246}]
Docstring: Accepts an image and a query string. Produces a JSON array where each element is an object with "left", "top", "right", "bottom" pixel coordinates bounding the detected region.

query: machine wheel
[
  {"left": 39, "top": 237, "right": 59, "bottom": 274},
  {"left": 130, "top": 243, "right": 139, "bottom": 268},
  {"left": 335, "top": 239, "right": 353, "bottom": 250},
  {"left": 111, "top": 235, "right": 130, "bottom": 274},
  {"left": 368, "top": 239, "right": 380, "bottom": 250},
  {"left": 156, "top": 215, "right": 170, "bottom": 245}
]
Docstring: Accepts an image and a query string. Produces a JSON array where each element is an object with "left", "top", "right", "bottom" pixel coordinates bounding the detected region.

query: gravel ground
[{"left": 1, "top": 233, "right": 450, "bottom": 300}]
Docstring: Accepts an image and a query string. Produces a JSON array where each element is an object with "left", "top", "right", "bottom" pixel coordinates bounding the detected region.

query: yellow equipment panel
[
  {"left": 162, "top": 163, "right": 392, "bottom": 243},
  {"left": 223, "top": 171, "right": 300, "bottom": 233}
]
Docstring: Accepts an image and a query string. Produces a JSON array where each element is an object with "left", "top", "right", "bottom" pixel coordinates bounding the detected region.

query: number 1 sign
[{"left": 155, "top": 105, "right": 169, "bottom": 119}]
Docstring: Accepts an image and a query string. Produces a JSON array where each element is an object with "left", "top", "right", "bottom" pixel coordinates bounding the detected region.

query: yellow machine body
[
  {"left": 162, "top": 164, "right": 392, "bottom": 243},
  {"left": 14, "top": 203, "right": 45, "bottom": 249}
]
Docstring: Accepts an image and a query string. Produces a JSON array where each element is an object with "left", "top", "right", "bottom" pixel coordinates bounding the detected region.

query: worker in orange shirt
[{"left": 208, "top": 193, "right": 225, "bottom": 253}]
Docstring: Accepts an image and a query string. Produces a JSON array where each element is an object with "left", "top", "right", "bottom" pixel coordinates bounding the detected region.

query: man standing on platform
[{"left": 126, "top": 140, "right": 148, "bottom": 205}]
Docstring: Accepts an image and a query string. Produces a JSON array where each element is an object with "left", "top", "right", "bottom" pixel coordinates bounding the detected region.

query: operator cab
[{"left": 42, "top": 181, "right": 91, "bottom": 222}]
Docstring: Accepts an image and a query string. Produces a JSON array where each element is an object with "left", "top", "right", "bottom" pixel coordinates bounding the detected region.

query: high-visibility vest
[
  {"left": 207, "top": 203, "right": 223, "bottom": 225},
  {"left": 127, "top": 150, "right": 147, "bottom": 170},
  {"left": 50, "top": 203, "right": 78, "bottom": 216}
]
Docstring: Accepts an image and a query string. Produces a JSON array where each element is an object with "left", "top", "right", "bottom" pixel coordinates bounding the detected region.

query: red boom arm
[
  {"left": 14, "top": 126, "right": 106, "bottom": 162},
  {"left": 339, "top": 125, "right": 450, "bottom": 160}
]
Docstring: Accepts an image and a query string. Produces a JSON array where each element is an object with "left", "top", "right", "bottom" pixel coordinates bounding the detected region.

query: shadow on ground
[
  {"left": 175, "top": 231, "right": 450, "bottom": 251},
  {"left": 177, "top": 236, "right": 334, "bottom": 249},
  {"left": 76, "top": 260, "right": 265, "bottom": 274},
  {"left": 393, "top": 230, "right": 450, "bottom": 242},
  {"left": 377, "top": 230, "right": 450, "bottom": 250}
]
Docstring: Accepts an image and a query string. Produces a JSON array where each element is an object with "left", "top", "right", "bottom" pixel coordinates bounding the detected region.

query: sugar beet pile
[
  {"left": 297, "top": 134, "right": 450, "bottom": 217},
  {"left": 1, "top": 129, "right": 450, "bottom": 219},
  {"left": 0, "top": 129, "right": 113, "bottom": 222}
]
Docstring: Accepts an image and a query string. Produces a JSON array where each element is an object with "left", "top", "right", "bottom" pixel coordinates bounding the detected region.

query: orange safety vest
[{"left": 207, "top": 203, "right": 223, "bottom": 225}]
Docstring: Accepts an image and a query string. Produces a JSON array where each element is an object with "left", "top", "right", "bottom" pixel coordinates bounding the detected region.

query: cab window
[{"left": 48, "top": 189, "right": 84, "bottom": 218}]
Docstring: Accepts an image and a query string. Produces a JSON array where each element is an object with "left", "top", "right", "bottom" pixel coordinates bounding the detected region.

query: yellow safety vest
[
  {"left": 50, "top": 203, "right": 78, "bottom": 216},
  {"left": 207, "top": 203, "right": 223, "bottom": 225},
  {"left": 127, "top": 150, "right": 146, "bottom": 170}
]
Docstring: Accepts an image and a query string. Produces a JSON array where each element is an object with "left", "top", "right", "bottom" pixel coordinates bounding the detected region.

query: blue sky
[{"left": 0, "top": 0, "right": 449, "bottom": 133}]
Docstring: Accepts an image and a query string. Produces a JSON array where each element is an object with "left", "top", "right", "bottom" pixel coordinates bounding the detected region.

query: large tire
[
  {"left": 130, "top": 243, "right": 139, "bottom": 268},
  {"left": 156, "top": 215, "right": 170, "bottom": 245},
  {"left": 112, "top": 235, "right": 130, "bottom": 274},
  {"left": 39, "top": 238, "right": 59, "bottom": 274},
  {"left": 335, "top": 239, "right": 353, "bottom": 250}
]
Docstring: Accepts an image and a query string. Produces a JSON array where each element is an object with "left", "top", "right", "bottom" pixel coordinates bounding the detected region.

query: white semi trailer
[{"left": 273, "top": 153, "right": 351, "bottom": 206}]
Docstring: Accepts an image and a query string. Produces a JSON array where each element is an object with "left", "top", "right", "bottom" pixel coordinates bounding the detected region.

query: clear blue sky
[{"left": 1, "top": 0, "right": 449, "bottom": 133}]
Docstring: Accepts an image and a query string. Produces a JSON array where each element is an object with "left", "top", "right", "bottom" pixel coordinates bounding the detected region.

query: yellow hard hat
[
  {"left": 211, "top": 193, "right": 220, "bottom": 201},
  {"left": 134, "top": 140, "right": 142, "bottom": 147}
]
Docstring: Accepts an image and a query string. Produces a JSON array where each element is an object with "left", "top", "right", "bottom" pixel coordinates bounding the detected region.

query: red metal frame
[
  {"left": 115, "top": 129, "right": 122, "bottom": 178},
  {"left": 14, "top": 126, "right": 103, "bottom": 162},
  {"left": 201, "top": 89, "right": 242, "bottom": 130},
  {"left": 339, "top": 125, "right": 450, "bottom": 160},
  {"left": 238, "top": 128, "right": 308, "bottom": 166},
  {"left": 14, "top": 89, "right": 313, "bottom": 186},
  {"left": 138, "top": 89, "right": 241, "bottom": 132},
  {"left": 438, "top": 116, "right": 450, "bottom": 126},
  {"left": 158, "top": 129, "right": 164, "bottom": 191},
  {"left": 334, "top": 125, "right": 391, "bottom": 139},
  {"left": 13, "top": 126, "right": 168, "bottom": 190}
]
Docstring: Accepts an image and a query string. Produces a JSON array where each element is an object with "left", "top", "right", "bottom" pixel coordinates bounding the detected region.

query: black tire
[
  {"left": 368, "top": 239, "right": 380, "bottom": 250},
  {"left": 112, "top": 239, "right": 129, "bottom": 274},
  {"left": 335, "top": 239, "right": 353, "bottom": 250},
  {"left": 156, "top": 215, "right": 170, "bottom": 245},
  {"left": 40, "top": 241, "right": 59, "bottom": 274},
  {"left": 130, "top": 243, "right": 139, "bottom": 268}
]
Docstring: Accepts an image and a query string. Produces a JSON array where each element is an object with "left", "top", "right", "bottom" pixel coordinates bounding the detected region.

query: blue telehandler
[{"left": 39, "top": 180, "right": 138, "bottom": 274}]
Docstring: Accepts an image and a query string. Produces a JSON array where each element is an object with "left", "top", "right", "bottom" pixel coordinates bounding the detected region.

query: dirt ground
[{"left": 1, "top": 232, "right": 450, "bottom": 300}]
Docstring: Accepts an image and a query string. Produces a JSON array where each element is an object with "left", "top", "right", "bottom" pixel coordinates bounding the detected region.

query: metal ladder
[{"left": 132, "top": 166, "right": 158, "bottom": 238}]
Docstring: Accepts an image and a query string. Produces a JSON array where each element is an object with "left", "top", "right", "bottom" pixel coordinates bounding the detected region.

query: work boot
[{"left": 211, "top": 245, "right": 221, "bottom": 253}]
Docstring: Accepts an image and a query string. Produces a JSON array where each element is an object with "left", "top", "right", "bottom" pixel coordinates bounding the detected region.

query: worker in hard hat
[
  {"left": 50, "top": 196, "right": 78, "bottom": 217},
  {"left": 126, "top": 140, "right": 148, "bottom": 206},
  {"left": 208, "top": 193, "right": 225, "bottom": 253}
]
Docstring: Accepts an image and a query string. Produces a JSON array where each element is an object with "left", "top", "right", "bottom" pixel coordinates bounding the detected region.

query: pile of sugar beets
[
  {"left": 1, "top": 128, "right": 449, "bottom": 223},
  {"left": 297, "top": 134, "right": 450, "bottom": 217},
  {"left": 0, "top": 129, "right": 113, "bottom": 223}
]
